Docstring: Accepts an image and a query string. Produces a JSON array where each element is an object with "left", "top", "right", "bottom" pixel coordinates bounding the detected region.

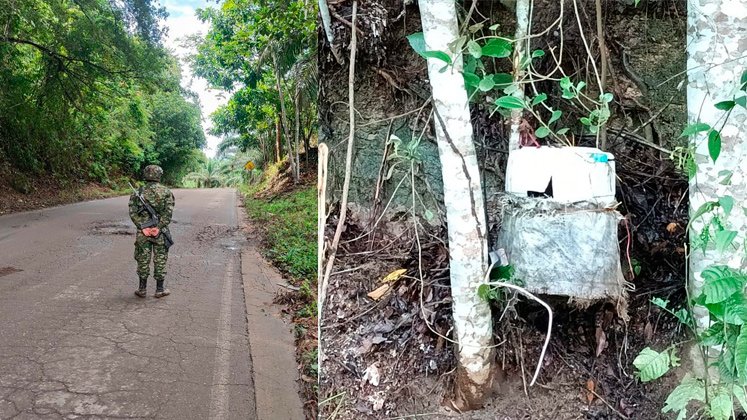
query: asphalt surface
[{"left": 0, "top": 189, "right": 258, "bottom": 419}]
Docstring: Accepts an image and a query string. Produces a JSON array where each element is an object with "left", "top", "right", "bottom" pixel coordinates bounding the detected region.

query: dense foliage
[
  {"left": 0, "top": 0, "right": 205, "bottom": 186},
  {"left": 192, "top": 0, "right": 316, "bottom": 181}
]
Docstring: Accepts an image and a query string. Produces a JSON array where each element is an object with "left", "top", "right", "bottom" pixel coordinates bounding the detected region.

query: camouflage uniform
[{"left": 129, "top": 165, "right": 175, "bottom": 298}]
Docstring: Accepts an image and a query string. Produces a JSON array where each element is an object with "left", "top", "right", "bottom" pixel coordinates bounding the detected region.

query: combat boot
[
  {"left": 134, "top": 278, "right": 147, "bottom": 298},
  {"left": 154, "top": 279, "right": 170, "bottom": 298}
]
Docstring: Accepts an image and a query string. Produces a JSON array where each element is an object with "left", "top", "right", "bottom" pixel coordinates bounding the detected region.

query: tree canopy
[{"left": 0, "top": 0, "right": 205, "bottom": 185}]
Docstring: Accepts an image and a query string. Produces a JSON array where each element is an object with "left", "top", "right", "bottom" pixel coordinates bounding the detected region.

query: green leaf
[
  {"left": 741, "top": 69, "right": 747, "bottom": 90},
  {"left": 701, "top": 265, "right": 747, "bottom": 304},
  {"left": 406, "top": 32, "right": 452, "bottom": 64},
  {"left": 495, "top": 96, "right": 525, "bottom": 110},
  {"left": 531, "top": 49, "right": 545, "bottom": 58},
  {"left": 719, "top": 170, "right": 734, "bottom": 185},
  {"left": 715, "top": 100, "right": 736, "bottom": 111},
  {"left": 736, "top": 95, "right": 747, "bottom": 108},
  {"left": 600, "top": 92, "right": 614, "bottom": 103},
  {"left": 715, "top": 230, "right": 738, "bottom": 253},
  {"left": 700, "top": 323, "right": 725, "bottom": 346},
  {"left": 549, "top": 110, "right": 562, "bottom": 124},
  {"left": 580, "top": 117, "right": 591, "bottom": 126},
  {"left": 576, "top": 81, "right": 587, "bottom": 91},
  {"left": 709, "top": 130, "right": 721, "bottom": 162},
  {"left": 481, "top": 38, "right": 512, "bottom": 58},
  {"left": 535, "top": 126, "right": 550, "bottom": 138},
  {"left": 690, "top": 201, "right": 718, "bottom": 223},
  {"left": 719, "top": 195, "right": 735, "bottom": 216},
  {"left": 733, "top": 385, "right": 747, "bottom": 412},
  {"left": 467, "top": 40, "right": 482, "bottom": 58},
  {"left": 559, "top": 76, "right": 572, "bottom": 89},
  {"left": 493, "top": 73, "right": 513, "bottom": 88},
  {"left": 662, "top": 377, "right": 706, "bottom": 418},
  {"left": 680, "top": 122, "right": 711, "bottom": 137},
  {"left": 633, "top": 347, "right": 671, "bottom": 382},
  {"left": 488, "top": 23, "right": 500, "bottom": 31},
  {"left": 736, "top": 325, "right": 747, "bottom": 383},
  {"left": 651, "top": 297, "right": 669, "bottom": 310},
  {"left": 708, "top": 390, "right": 732, "bottom": 420},
  {"left": 477, "top": 284, "right": 491, "bottom": 301},
  {"left": 556, "top": 128, "right": 569, "bottom": 135},
  {"left": 531, "top": 93, "right": 547, "bottom": 106},
  {"left": 478, "top": 76, "right": 496, "bottom": 92},
  {"left": 463, "top": 72, "right": 480, "bottom": 88}
]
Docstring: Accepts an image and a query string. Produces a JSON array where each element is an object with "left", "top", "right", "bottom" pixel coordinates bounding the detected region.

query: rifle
[{"left": 129, "top": 182, "right": 174, "bottom": 250}]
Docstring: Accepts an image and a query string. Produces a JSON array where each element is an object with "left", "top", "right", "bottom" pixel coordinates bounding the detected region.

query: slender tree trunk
[
  {"left": 275, "top": 116, "right": 282, "bottom": 163},
  {"left": 294, "top": 86, "right": 302, "bottom": 178},
  {"left": 687, "top": 0, "right": 747, "bottom": 345},
  {"left": 508, "top": 0, "right": 529, "bottom": 152},
  {"left": 418, "top": 0, "right": 494, "bottom": 410},
  {"left": 273, "top": 54, "right": 299, "bottom": 183}
]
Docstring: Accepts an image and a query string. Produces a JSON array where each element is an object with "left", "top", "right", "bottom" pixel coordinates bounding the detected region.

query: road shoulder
[{"left": 239, "top": 208, "right": 305, "bottom": 420}]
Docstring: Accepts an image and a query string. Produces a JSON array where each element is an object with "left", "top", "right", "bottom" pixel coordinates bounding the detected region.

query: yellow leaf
[
  {"left": 244, "top": 161, "right": 255, "bottom": 171},
  {"left": 382, "top": 268, "right": 407, "bottom": 283}
]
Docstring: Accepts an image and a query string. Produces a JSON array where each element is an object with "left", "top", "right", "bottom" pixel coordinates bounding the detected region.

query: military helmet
[{"left": 143, "top": 165, "right": 163, "bottom": 182}]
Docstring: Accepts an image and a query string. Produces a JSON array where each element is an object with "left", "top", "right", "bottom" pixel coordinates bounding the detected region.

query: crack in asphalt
[{"left": 0, "top": 189, "right": 258, "bottom": 419}]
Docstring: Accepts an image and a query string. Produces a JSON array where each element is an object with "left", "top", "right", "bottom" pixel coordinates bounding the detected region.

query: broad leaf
[
  {"left": 709, "top": 130, "right": 721, "bottom": 162},
  {"left": 690, "top": 201, "right": 718, "bottom": 224},
  {"left": 735, "top": 324, "right": 747, "bottom": 383},
  {"left": 531, "top": 93, "right": 547, "bottom": 106},
  {"left": 719, "top": 195, "right": 735, "bottom": 216},
  {"left": 481, "top": 38, "right": 512, "bottom": 58},
  {"left": 700, "top": 322, "right": 725, "bottom": 346},
  {"left": 535, "top": 126, "right": 550, "bottom": 138},
  {"left": 662, "top": 377, "right": 705, "bottom": 418},
  {"left": 680, "top": 122, "right": 711, "bottom": 137},
  {"left": 633, "top": 347, "right": 671, "bottom": 382},
  {"left": 556, "top": 127, "right": 569, "bottom": 135},
  {"left": 715, "top": 229, "right": 737, "bottom": 253},
  {"left": 467, "top": 40, "right": 482, "bottom": 58},
  {"left": 549, "top": 110, "right": 562, "bottom": 124},
  {"left": 463, "top": 72, "right": 480, "bottom": 88},
  {"left": 708, "top": 390, "right": 732, "bottom": 420},
  {"left": 495, "top": 96, "right": 525, "bottom": 110},
  {"left": 493, "top": 73, "right": 513, "bottom": 88},
  {"left": 531, "top": 49, "right": 545, "bottom": 58},
  {"left": 478, "top": 76, "right": 495, "bottom": 92},
  {"left": 715, "top": 100, "right": 736, "bottom": 111},
  {"left": 406, "top": 32, "right": 452, "bottom": 64},
  {"left": 734, "top": 385, "right": 747, "bottom": 412},
  {"left": 706, "top": 293, "right": 747, "bottom": 325},
  {"left": 701, "top": 265, "right": 747, "bottom": 304}
]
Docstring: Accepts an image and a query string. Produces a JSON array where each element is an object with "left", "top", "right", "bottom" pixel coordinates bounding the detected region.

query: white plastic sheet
[{"left": 495, "top": 196, "right": 630, "bottom": 305}]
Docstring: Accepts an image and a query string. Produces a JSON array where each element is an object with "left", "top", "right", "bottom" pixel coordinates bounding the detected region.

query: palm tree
[{"left": 183, "top": 159, "right": 224, "bottom": 188}]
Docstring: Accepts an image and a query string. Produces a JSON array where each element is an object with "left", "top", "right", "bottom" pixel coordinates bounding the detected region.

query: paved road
[{"left": 0, "top": 189, "right": 258, "bottom": 419}]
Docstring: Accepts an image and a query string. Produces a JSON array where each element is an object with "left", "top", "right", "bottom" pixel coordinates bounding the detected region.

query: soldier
[{"left": 128, "top": 165, "right": 175, "bottom": 298}]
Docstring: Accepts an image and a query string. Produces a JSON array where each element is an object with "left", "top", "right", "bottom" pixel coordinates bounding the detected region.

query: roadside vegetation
[{"left": 0, "top": 0, "right": 206, "bottom": 206}]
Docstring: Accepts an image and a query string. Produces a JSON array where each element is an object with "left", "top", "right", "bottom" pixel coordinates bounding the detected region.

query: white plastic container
[{"left": 505, "top": 146, "right": 616, "bottom": 206}]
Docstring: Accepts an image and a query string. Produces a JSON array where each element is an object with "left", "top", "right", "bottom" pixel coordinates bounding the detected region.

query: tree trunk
[
  {"left": 273, "top": 54, "right": 299, "bottom": 183},
  {"left": 687, "top": 0, "right": 747, "bottom": 356},
  {"left": 418, "top": 0, "right": 494, "bottom": 410},
  {"left": 275, "top": 116, "right": 282, "bottom": 163},
  {"left": 294, "top": 86, "right": 302, "bottom": 179},
  {"left": 508, "top": 0, "right": 529, "bottom": 152}
]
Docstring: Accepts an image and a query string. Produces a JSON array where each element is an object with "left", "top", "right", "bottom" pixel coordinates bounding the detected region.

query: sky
[{"left": 161, "top": 0, "right": 227, "bottom": 158}]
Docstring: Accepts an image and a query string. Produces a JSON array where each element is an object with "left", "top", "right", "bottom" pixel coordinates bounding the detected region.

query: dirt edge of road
[{"left": 237, "top": 203, "right": 305, "bottom": 420}]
